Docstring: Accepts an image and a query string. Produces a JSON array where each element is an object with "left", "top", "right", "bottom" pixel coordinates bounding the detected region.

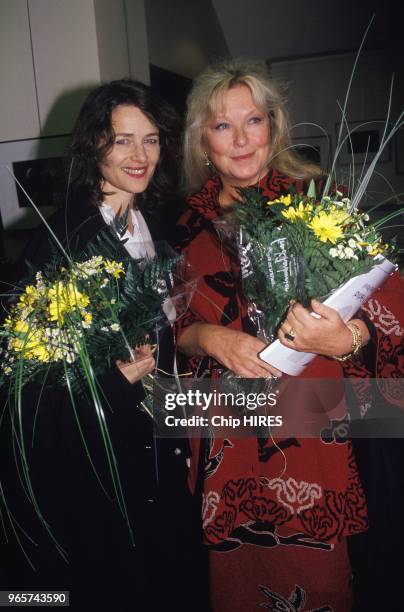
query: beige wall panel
[
  {"left": 145, "top": 0, "right": 228, "bottom": 79},
  {"left": 0, "top": 0, "right": 40, "bottom": 141},
  {"left": 272, "top": 51, "right": 404, "bottom": 199},
  {"left": 28, "top": 0, "right": 101, "bottom": 136},
  {"left": 94, "top": 0, "right": 130, "bottom": 82},
  {"left": 124, "top": 0, "right": 150, "bottom": 84}
]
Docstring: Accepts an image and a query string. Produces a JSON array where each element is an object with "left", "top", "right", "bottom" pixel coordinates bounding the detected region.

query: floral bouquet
[
  {"left": 232, "top": 185, "right": 393, "bottom": 335},
  {"left": 225, "top": 184, "right": 399, "bottom": 374},
  {"left": 0, "top": 207, "right": 187, "bottom": 387},
  {"left": 0, "top": 209, "right": 194, "bottom": 557},
  {"left": 1, "top": 247, "right": 181, "bottom": 390}
]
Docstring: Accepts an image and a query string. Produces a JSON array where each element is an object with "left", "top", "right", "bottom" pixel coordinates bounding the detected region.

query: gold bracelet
[{"left": 333, "top": 322, "right": 363, "bottom": 362}]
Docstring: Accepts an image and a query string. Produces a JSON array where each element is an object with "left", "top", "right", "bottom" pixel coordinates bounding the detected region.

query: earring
[{"left": 204, "top": 151, "right": 212, "bottom": 167}]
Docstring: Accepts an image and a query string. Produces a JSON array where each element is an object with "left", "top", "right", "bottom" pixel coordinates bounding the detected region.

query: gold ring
[{"left": 284, "top": 327, "right": 295, "bottom": 341}]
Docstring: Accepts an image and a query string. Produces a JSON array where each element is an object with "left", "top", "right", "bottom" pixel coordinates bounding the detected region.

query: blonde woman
[{"left": 175, "top": 59, "right": 379, "bottom": 611}]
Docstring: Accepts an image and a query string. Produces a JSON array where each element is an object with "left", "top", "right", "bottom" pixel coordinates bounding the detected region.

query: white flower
[
  {"left": 35, "top": 271, "right": 46, "bottom": 291},
  {"left": 348, "top": 238, "right": 356, "bottom": 249},
  {"left": 101, "top": 326, "right": 109, "bottom": 332},
  {"left": 74, "top": 256, "right": 104, "bottom": 278},
  {"left": 341, "top": 197, "right": 351, "bottom": 204},
  {"left": 329, "top": 248, "right": 339, "bottom": 258},
  {"left": 154, "top": 279, "right": 168, "bottom": 295},
  {"left": 65, "top": 352, "right": 77, "bottom": 364},
  {"left": 110, "top": 323, "right": 120, "bottom": 332},
  {"left": 344, "top": 247, "right": 355, "bottom": 258},
  {"left": 336, "top": 190, "right": 343, "bottom": 197},
  {"left": 45, "top": 327, "right": 60, "bottom": 339},
  {"left": 363, "top": 213, "right": 370, "bottom": 221},
  {"left": 110, "top": 298, "right": 116, "bottom": 304}
]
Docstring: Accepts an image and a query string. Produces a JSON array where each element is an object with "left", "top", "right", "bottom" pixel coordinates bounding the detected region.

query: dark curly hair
[{"left": 67, "top": 79, "right": 181, "bottom": 210}]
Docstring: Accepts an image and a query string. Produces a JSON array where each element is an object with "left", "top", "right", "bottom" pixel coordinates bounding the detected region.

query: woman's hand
[
  {"left": 178, "top": 323, "right": 281, "bottom": 378},
  {"left": 278, "top": 299, "right": 370, "bottom": 357},
  {"left": 116, "top": 344, "right": 155, "bottom": 384}
]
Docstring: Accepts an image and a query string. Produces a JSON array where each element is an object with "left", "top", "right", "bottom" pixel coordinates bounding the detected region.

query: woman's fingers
[
  {"left": 134, "top": 344, "right": 155, "bottom": 359},
  {"left": 310, "top": 299, "right": 341, "bottom": 321},
  {"left": 207, "top": 327, "right": 282, "bottom": 378},
  {"left": 278, "top": 301, "right": 354, "bottom": 356},
  {"left": 234, "top": 358, "right": 279, "bottom": 378},
  {"left": 116, "top": 353, "right": 156, "bottom": 384},
  {"left": 180, "top": 324, "right": 282, "bottom": 378}
]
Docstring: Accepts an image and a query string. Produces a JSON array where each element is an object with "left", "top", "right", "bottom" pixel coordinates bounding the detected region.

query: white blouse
[
  {"left": 99, "top": 204, "right": 156, "bottom": 260},
  {"left": 99, "top": 203, "right": 176, "bottom": 323}
]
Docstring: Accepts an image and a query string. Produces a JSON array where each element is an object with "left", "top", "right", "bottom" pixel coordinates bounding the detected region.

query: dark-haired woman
[{"left": 2, "top": 79, "right": 206, "bottom": 611}]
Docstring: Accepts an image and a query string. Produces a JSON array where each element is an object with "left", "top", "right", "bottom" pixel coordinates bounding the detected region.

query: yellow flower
[
  {"left": 104, "top": 260, "right": 124, "bottom": 278},
  {"left": 81, "top": 312, "right": 93, "bottom": 329},
  {"left": 282, "top": 202, "right": 313, "bottom": 223},
  {"left": 367, "top": 241, "right": 386, "bottom": 256},
  {"left": 30, "top": 341, "right": 52, "bottom": 362},
  {"left": 14, "top": 319, "right": 30, "bottom": 334},
  {"left": 328, "top": 206, "right": 350, "bottom": 226},
  {"left": 267, "top": 194, "right": 292, "bottom": 206},
  {"left": 16, "top": 285, "right": 39, "bottom": 310},
  {"left": 48, "top": 282, "right": 89, "bottom": 323},
  {"left": 10, "top": 323, "right": 51, "bottom": 362},
  {"left": 82, "top": 312, "right": 92, "bottom": 325},
  {"left": 309, "top": 212, "right": 344, "bottom": 243}
]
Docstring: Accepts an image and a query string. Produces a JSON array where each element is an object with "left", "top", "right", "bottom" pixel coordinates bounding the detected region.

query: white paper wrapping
[{"left": 259, "top": 257, "right": 396, "bottom": 376}]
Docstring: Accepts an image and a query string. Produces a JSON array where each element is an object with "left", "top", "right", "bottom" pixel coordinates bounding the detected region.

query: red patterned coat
[{"left": 175, "top": 169, "right": 378, "bottom": 546}]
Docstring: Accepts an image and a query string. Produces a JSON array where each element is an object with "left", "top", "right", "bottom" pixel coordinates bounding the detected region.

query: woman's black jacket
[{"left": 0, "top": 198, "right": 207, "bottom": 611}]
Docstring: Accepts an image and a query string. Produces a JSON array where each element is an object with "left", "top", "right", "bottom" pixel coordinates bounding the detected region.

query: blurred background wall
[{"left": 0, "top": 0, "right": 402, "bottom": 259}]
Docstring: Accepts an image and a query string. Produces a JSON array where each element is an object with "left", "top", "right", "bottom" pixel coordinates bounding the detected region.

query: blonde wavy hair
[{"left": 183, "top": 58, "right": 324, "bottom": 194}]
